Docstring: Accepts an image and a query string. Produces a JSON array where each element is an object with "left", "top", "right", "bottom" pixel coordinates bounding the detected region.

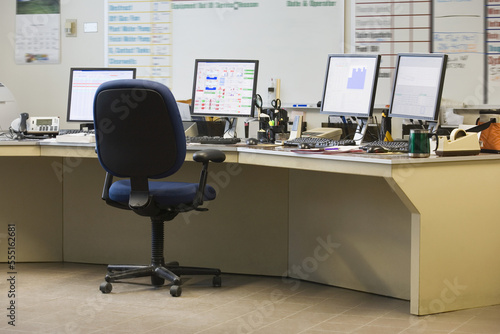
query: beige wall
[
  {"left": 0, "top": 0, "right": 105, "bottom": 129},
  {"left": 0, "top": 0, "right": 352, "bottom": 133}
]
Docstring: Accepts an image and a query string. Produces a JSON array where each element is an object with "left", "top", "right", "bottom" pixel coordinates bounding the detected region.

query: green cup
[{"left": 409, "top": 129, "right": 430, "bottom": 158}]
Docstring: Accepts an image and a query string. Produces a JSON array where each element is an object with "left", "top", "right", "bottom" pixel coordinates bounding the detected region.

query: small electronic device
[
  {"left": 388, "top": 53, "right": 447, "bottom": 122},
  {"left": 302, "top": 127, "right": 342, "bottom": 140},
  {"left": 27, "top": 116, "right": 60, "bottom": 134},
  {"left": 67, "top": 67, "right": 136, "bottom": 128},
  {"left": 190, "top": 59, "right": 259, "bottom": 118},
  {"left": 10, "top": 114, "right": 60, "bottom": 135},
  {"left": 289, "top": 115, "right": 303, "bottom": 140}
]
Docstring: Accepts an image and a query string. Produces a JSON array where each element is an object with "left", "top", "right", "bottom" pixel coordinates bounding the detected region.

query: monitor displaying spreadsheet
[
  {"left": 67, "top": 67, "right": 136, "bottom": 123},
  {"left": 388, "top": 53, "right": 447, "bottom": 122}
]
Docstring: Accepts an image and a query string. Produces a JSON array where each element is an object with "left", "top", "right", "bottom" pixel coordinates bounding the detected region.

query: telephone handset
[{"left": 19, "top": 113, "right": 29, "bottom": 133}]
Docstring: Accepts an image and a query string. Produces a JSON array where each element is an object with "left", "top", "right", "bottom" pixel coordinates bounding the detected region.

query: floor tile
[{"left": 1, "top": 263, "right": 499, "bottom": 334}]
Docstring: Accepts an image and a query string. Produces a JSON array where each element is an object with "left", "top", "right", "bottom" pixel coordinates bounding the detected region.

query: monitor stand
[
  {"left": 223, "top": 117, "right": 238, "bottom": 138},
  {"left": 401, "top": 120, "right": 439, "bottom": 139},
  {"left": 80, "top": 123, "right": 94, "bottom": 131},
  {"left": 426, "top": 121, "right": 438, "bottom": 133},
  {"left": 353, "top": 117, "right": 369, "bottom": 145}
]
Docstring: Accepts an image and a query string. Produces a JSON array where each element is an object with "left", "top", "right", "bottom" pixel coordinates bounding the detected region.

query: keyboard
[
  {"left": 59, "top": 129, "right": 95, "bottom": 135},
  {"left": 360, "top": 140, "right": 409, "bottom": 152},
  {"left": 56, "top": 133, "right": 96, "bottom": 143},
  {"left": 284, "top": 137, "right": 356, "bottom": 148},
  {"left": 186, "top": 136, "right": 241, "bottom": 145}
]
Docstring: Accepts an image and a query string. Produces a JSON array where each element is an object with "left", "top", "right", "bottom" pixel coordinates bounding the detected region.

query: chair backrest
[{"left": 93, "top": 79, "right": 186, "bottom": 179}]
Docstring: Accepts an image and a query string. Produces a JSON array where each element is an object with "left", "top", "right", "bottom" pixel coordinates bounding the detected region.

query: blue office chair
[{"left": 93, "top": 79, "right": 226, "bottom": 297}]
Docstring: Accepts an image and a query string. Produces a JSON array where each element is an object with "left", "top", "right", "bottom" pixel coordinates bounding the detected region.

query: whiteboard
[
  {"left": 170, "top": 1, "right": 344, "bottom": 106},
  {"left": 433, "top": 0, "right": 485, "bottom": 106}
]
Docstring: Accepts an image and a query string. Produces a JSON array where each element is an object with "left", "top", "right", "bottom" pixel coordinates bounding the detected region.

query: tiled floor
[{"left": 1, "top": 263, "right": 499, "bottom": 333}]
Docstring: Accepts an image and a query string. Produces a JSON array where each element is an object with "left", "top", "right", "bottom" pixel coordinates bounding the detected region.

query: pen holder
[
  {"left": 267, "top": 125, "right": 288, "bottom": 143},
  {"left": 266, "top": 127, "right": 276, "bottom": 142},
  {"left": 257, "top": 130, "right": 267, "bottom": 142}
]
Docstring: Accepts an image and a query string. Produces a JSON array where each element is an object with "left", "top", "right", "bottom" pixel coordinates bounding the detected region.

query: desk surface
[{"left": 3, "top": 139, "right": 500, "bottom": 165}]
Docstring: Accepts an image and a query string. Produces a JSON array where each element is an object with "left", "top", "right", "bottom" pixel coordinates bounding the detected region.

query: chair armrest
[
  {"left": 102, "top": 172, "right": 129, "bottom": 210},
  {"left": 191, "top": 149, "right": 225, "bottom": 209},
  {"left": 193, "top": 149, "right": 226, "bottom": 163}
]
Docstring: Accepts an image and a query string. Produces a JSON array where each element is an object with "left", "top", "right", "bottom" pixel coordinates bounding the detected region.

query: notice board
[{"left": 433, "top": 0, "right": 485, "bottom": 106}]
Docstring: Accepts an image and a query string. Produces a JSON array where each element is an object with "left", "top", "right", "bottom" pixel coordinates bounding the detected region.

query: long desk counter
[{"left": 1, "top": 140, "right": 500, "bottom": 315}]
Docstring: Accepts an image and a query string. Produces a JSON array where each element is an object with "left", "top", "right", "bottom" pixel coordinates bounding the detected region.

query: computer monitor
[
  {"left": 320, "top": 54, "right": 381, "bottom": 118},
  {"left": 388, "top": 53, "right": 447, "bottom": 122},
  {"left": 320, "top": 54, "right": 381, "bottom": 144},
  {"left": 190, "top": 59, "right": 259, "bottom": 118},
  {"left": 66, "top": 68, "right": 136, "bottom": 126}
]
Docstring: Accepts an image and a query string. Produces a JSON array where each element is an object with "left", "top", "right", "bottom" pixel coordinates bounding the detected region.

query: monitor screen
[
  {"left": 388, "top": 53, "right": 447, "bottom": 122},
  {"left": 67, "top": 67, "right": 136, "bottom": 123},
  {"left": 320, "top": 54, "right": 381, "bottom": 118},
  {"left": 190, "top": 59, "right": 259, "bottom": 117}
]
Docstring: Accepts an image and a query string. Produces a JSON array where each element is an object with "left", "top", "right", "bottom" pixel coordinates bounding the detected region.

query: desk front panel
[
  {"left": 61, "top": 158, "right": 289, "bottom": 276},
  {"left": 0, "top": 157, "right": 63, "bottom": 262}
]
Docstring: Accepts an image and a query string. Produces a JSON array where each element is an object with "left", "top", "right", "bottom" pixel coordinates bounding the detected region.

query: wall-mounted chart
[
  {"left": 352, "top": 0, "right": 432, "bottom": 106},
  {"left": 105, "top": 0, "right": 344, "bottom": 104},
  {"left": 105, "top": 0, "right": 172, "bottom": 86}
]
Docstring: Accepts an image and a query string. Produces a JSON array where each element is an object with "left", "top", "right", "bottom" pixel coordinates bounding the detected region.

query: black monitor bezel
[
  {"left": 388, "top": 53, "right": 448, "bottom": 122},
  {"left": 320, "top": 53, "right": 381, "bottom": 118},
  {"left": 190, "top": 59, "right": 259, "bottom": 118},
  {"left": 66, "top": 67, "right": 137, "bottom": 123}
]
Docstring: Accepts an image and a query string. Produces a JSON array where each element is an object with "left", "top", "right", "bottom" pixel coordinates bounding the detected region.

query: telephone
[{"left": 11, "top": 113, "right": 60, "bottom": 136}]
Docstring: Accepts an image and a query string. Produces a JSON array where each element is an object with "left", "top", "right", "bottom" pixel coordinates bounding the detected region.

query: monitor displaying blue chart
[
  {"left": 347, "top": 68, "right": 367, "bottom": 89},
  {"left": 320, "top": 54, "right": 380, "bottom": 118}
]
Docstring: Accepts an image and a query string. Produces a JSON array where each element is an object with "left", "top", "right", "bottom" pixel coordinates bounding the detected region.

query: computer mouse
[
  {"left": 299, "top": 143, "right": 312, "bottom": 149},
  {"left": 246, "top": 138, "right": 259, "bottom": 145},
  {"left": 367, "top": 146, "right": 389, "bottom": 153}
]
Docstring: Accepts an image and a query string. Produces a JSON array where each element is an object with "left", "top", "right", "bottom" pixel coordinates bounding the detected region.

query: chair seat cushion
[{"left": 109, "top": 180, "right": 216, "bottom": 206}]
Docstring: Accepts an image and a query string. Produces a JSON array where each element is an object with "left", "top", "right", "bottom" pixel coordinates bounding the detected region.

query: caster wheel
[
  {"left": 100, "top": 282, "right": 112, "bottom": 294},
  {"left": 166, "top": 261, "right": 180, "bottom": 267},
  {"left": 213, "top": 276, "right": 222, "bottom": 287},
  {"left": 170, "top": 285, "right": 182, "bottom": 297},
  {"left": 151, "top": 276, "right": 165, "bottom": 287}
]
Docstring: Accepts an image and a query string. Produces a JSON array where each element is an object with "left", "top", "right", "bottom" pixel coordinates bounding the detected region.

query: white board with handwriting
[{"left": 433, "top": 0, "right": 485, "bottom": 106}]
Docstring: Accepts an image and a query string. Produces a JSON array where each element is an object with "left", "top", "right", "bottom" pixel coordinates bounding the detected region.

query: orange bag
[
  {"left": 476, "top": 111, "right": 500, "bottom": 152},
  {"left": 478, "top": 121, "right": 500, "bottom": 152}
]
